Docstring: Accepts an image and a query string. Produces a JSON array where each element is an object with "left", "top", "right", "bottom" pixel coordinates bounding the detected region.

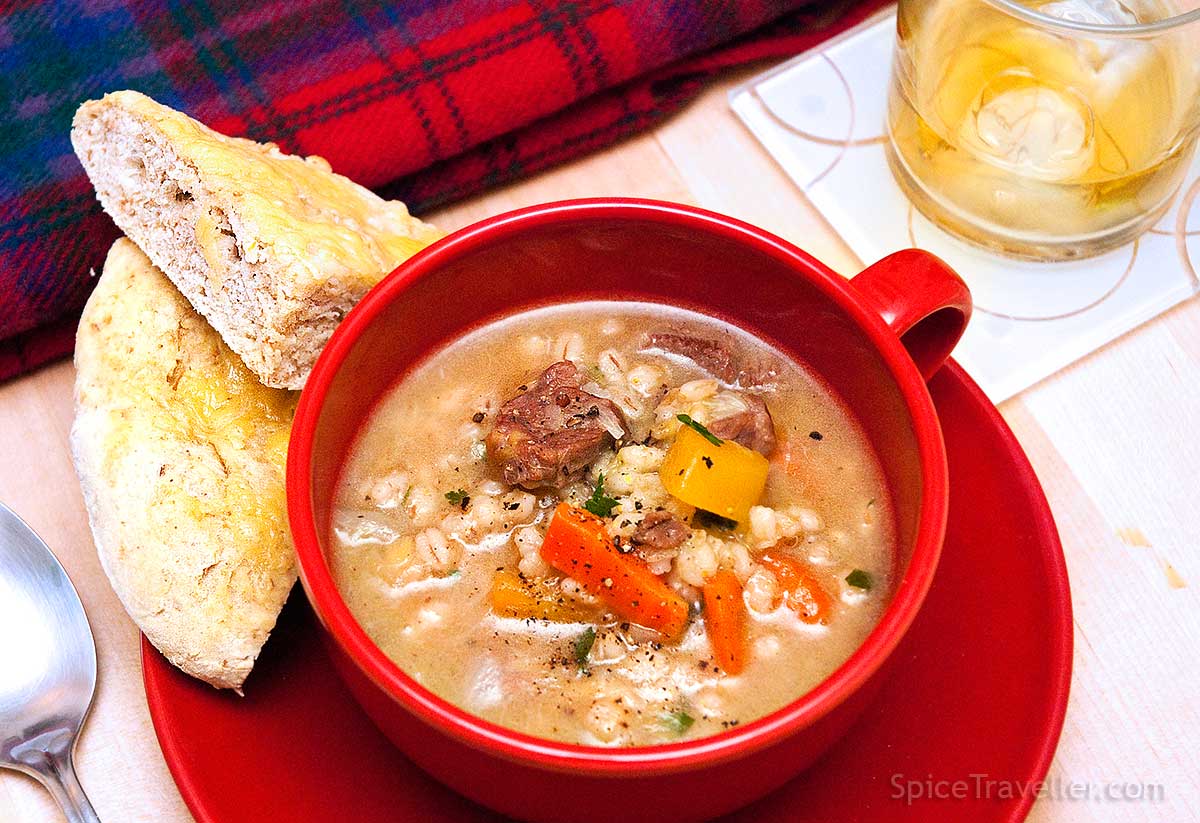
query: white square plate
[{"left": 730, "top": 8, "right": 1200, "bottom": 402}]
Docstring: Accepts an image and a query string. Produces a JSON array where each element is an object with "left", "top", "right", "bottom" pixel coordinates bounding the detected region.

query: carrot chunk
[
  {"left": 702, "top": 570, "right": 747, "bottom": 675},
  {"left": 758, "top": 552, "right": 833, "bottom": 624},
  {"left": 489, "top": 570, "right": 597, "bottom": 623},
  {"left": 539, "top": 503, "right": 690, "bottom": 640}
]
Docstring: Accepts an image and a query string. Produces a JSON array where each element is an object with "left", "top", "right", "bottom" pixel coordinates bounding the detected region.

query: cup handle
[{"left": 849, "top": 249, "right": 972, "bottom": 381}]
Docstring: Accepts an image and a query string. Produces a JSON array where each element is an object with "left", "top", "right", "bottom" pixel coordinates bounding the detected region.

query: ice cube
[
  {"left": 1038, "top": 0, "right": 1148, "bottom": 72},
  {"left": 1039, "top": 0, "right": 1138, "bottom": 26},
  {"left": 962, "top": 77, "right": 1095, "bottom": 181}
]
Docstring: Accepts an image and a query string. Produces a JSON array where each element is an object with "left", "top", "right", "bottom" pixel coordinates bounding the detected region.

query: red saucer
[{"left": 143, "top": 362, "right": 1072, "bottom": 823}]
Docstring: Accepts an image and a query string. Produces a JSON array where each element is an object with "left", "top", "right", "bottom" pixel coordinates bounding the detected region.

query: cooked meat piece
[
  {"left": 708, "top": 394, "right": 777, "bottom": 456},
  {"left": 642, "top": 331, "right": 778, "bottom": 387},
  {"left": 631, "top": 510, "right": 691, "bottom": 551},
  {"left": 486, "top": 361, "right": 628, "bottom": 489}
]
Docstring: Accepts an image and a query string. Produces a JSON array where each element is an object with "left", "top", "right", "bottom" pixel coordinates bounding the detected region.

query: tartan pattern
[{"left": 0, "top": 0, "right": 887, "bottom": 382}]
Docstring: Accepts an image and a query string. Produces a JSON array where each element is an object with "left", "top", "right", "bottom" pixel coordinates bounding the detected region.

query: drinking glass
[{"left": 887, "top": 0, "right": 1200, "bottom": 260}]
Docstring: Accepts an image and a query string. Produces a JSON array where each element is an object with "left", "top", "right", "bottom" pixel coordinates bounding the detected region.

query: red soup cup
[{"left": 288, "top": 198, "right": 972, "bottom": 823}]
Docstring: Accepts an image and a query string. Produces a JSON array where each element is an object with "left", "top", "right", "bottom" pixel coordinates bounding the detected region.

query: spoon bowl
[{"left": 0, "top": 502, "right": 100, "bottom": 823}]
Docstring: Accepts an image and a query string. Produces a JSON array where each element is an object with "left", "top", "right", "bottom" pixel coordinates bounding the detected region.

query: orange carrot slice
[
  {"left": 758, "top": 551, "right": 833, "bottom": 624},
  {"left": 539, "top": 503, "right": 690, "bottom": 640},
  {"left": 702, "top": 570, "right": 747, "bottom": 675},
  {"left": 489, "top": 570, "right": 597, "bottom": 623}
]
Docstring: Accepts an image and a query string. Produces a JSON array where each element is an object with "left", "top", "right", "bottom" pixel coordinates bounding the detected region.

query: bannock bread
[
  {"left": 72, "top": 238, "right": 297, "bottom": 690},
  {"left": 71, "top": 90, "right": 443, "bottom": 390}
]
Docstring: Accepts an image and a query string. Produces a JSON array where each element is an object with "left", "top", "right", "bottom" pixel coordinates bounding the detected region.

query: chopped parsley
[
  {"left": 693, "top": 509, "right": 737, "bottom": 531},
  {"left": 661, "top": 710, "right": 695, "bottom": 735},
  {"left": 582, "top": 472, "right": 619, "bottom": 518},
  {"left": 573, "top": 627, "right": 596, "bottom": 668},
  {"left": 444, "top": 489, "right": 470, "bottom": 509},
  {"left": 846, "top": 569, "right": 873, "bottom": 590},
  {"left": 676, "top": 413, "right": 723, "bottom": 446}
]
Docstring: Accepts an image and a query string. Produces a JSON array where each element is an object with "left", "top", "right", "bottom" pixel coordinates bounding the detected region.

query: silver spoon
[{"left": 0, "top": 502, "right": 100, "bottom": 823}]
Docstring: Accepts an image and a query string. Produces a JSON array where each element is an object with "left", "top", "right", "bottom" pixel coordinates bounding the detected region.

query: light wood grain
[{"left": 3, "top": 73, "right": 1198, "bottom": 822}]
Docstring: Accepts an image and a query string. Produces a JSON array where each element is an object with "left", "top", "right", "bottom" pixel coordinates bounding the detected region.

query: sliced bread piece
[
  {"left": 71, "top": 91, "right": 443, "bottom": 390},
  {"left": 72, "top": 238, "right": 297, "bottom": 690}
]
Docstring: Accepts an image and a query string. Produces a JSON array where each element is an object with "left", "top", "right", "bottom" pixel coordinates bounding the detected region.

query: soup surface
[{"left": 331, "top": 302, "right": 894, "bottom": 746}]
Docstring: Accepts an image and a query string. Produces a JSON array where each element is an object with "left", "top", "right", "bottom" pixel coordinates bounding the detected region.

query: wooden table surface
[{"left": 2, "top": 71, "right": 1198, "bottom": 823}]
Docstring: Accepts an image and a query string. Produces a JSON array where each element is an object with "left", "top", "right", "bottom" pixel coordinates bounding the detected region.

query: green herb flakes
[
  {"left": 661, "top": 710, "right": 695, "bottom": 735},
  {"left": 573, "top": 627, "right": 596, "bottom": 668},
  {"left": 846, "top": 569, "right": 873, "bottom": 590},
  {"left": 677, "top": 413, "right": 723, "bottom": 446},
  {"left": 583, "top": 472, "right": 619, "bottom": 518}
]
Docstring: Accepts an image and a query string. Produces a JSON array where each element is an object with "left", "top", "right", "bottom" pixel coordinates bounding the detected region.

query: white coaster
[{"left": 729, "top": 7, "right": 1200, "bottom": 403}]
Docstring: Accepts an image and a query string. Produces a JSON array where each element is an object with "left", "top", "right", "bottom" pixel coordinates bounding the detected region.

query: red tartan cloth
[{"left": 0, "top": 0, "right": 889, "bottom": 383}]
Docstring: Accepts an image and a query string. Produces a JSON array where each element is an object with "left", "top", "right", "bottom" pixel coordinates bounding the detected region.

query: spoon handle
[{"left": 41, "top": 749, "right": 101, "bottom": 823}]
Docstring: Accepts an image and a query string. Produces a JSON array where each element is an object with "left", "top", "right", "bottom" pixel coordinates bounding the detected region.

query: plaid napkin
[{"left": 0, "top": 0, "right": 887, "bottom": 382}]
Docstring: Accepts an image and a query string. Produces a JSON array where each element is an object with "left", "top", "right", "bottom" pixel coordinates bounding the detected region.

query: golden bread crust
[
  {"left": 72, "top": 238, "right": 297, "bottom": 690},
  {"left": 71, "top": 90, "right": 443, "bottom": 389}
]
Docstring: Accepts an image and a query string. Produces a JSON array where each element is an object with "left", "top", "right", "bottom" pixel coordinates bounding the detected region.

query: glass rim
[{"left": 982, "top": 0, "right": 1200, "bottom": 36}]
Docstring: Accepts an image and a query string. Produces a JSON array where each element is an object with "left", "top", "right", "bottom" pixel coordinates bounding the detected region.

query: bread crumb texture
[{"left": 71, "top": 238, "right": 298, "bottom": 690}]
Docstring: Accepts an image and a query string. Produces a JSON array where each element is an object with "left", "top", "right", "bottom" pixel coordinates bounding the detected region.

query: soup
[{"left": 330, "top": 302, "right": 894, "bottom": 746}]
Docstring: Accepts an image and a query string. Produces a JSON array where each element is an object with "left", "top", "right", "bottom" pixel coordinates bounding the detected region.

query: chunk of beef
[
  {"left": 631, "top": 510, "right": 690, "bottom": 551},
  {"left": 641, "top": 331, "right": 778, "bottom": 388},
  {"left": 486, "top": 361, "right": 628, "bottom": 489},
  {"left": 708, "top": 393, "right": 777, "bottom": 456}
]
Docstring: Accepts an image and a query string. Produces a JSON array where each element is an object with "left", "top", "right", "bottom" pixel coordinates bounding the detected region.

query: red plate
[{"left": 143, "top": 362, "right": 1072, "bottom": 823}]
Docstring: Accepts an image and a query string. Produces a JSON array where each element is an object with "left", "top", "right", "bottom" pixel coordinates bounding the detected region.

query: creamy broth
[{"left": 330, "top": 302, "right": 894, "bottom": 746}]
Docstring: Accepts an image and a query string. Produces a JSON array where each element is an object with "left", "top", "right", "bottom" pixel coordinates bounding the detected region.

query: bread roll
[
  {"left": 72, "top": 238, "right": 297, "bottom": 690},
  {"left": 71, "top": 91, "right": 443, "bottom": 390}
]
